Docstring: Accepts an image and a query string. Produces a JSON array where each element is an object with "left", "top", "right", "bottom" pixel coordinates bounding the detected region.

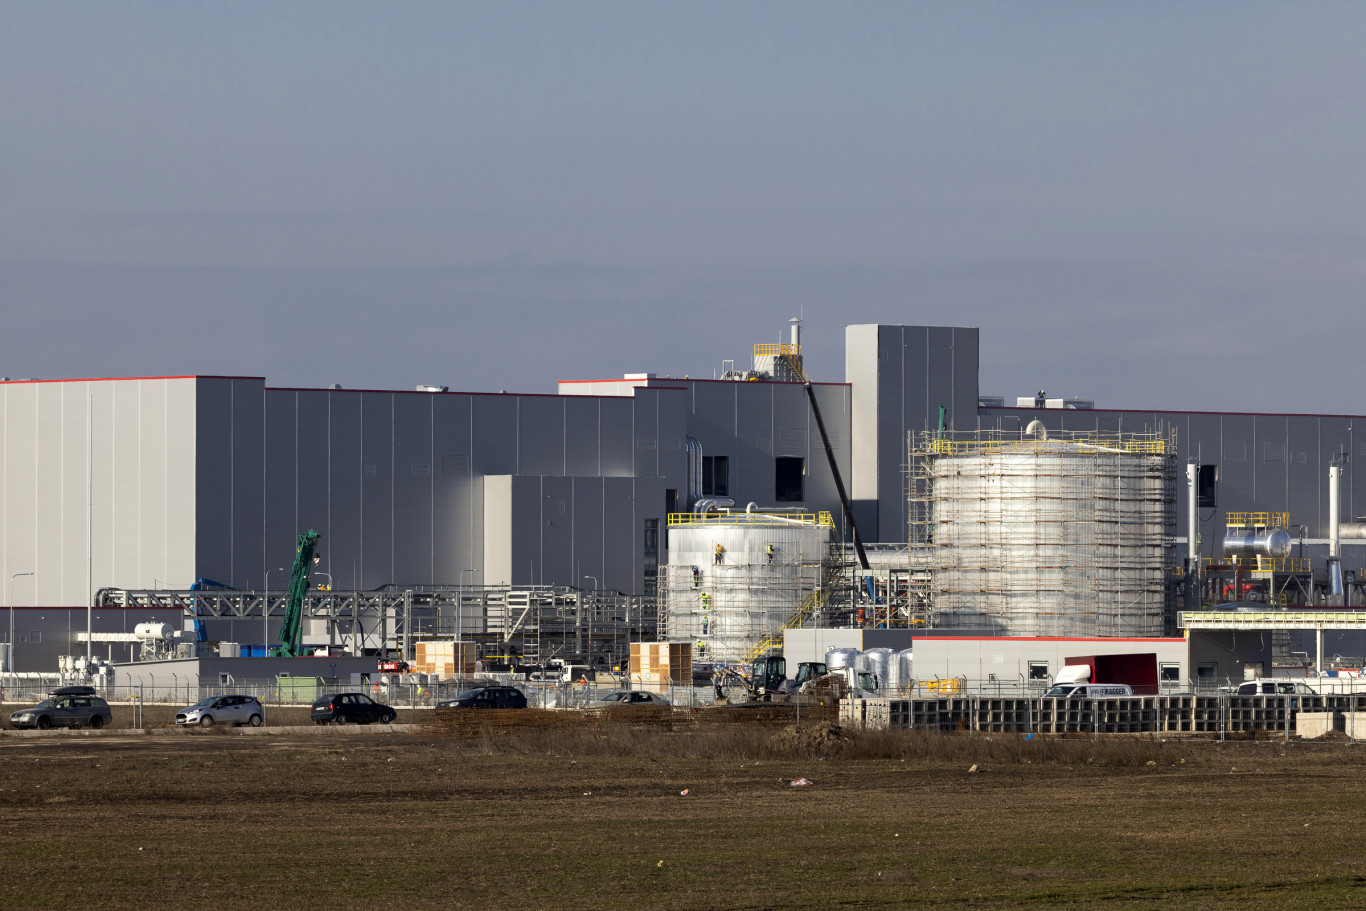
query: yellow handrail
[
  {"left": 925, "top": 438, "right": 1167, "bottom": 456},
  {"left": 668, "top": 511, "right": 836, "bottom": 530},
  {"left": 753, "top": 343, "right": 802, "bottom": 357},
  {"left": 1225, "top": 512, "right": 1290, "bottom": 529}
]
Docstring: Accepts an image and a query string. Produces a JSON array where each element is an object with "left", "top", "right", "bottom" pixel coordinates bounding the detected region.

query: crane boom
[
  {"left": 801, "top": 380, "right": 870, "bottom": 571},
  {"left": 269, "top": 529, "right": 320, "bottom": 658}
]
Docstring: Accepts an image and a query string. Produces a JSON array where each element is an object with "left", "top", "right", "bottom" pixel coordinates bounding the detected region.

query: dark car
[
  {"left": 9, "top": 685, "right": 113, "bottom": 730},
  {"left": 436, "top": 686, "right": 528, "bottom": 710},
  {"left": 310, "top": 692, "right": 396, "bottom": 725},
  {"left": 598, "top": 690, "right": 671, "bottom": 707}
]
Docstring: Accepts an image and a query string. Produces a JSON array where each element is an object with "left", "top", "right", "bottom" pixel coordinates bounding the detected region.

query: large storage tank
[
  {"left": 909, "top": 430, "right": 1176, "bottom": 637},
  {"left": 662, "top": 510, "right": 834, "bottom": 664}
]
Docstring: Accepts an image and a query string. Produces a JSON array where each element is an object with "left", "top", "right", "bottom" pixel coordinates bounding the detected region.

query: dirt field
[{"left": 1, "top": 717, "right": 1365, "bottom": 910}]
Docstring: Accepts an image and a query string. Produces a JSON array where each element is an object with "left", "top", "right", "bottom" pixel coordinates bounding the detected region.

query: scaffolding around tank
[
  {"left": 907, "top": 428, "right": 1178, "bottom": 636},
  {"left": 662, "top": 510, "right": 837, "bottom": 664}
]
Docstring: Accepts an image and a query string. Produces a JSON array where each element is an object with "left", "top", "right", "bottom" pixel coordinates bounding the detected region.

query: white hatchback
[{"left": 176, "top": 694, "right": 266, "bottom": 727}]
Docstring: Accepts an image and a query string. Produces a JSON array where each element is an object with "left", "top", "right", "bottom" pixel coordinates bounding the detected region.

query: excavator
[{"left": 268, "top": 529, "right": 320, "bottom": 658}]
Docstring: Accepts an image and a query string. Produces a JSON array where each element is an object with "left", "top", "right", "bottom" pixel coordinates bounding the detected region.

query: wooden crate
[
  {"left": 630, "top": 641, "right": 692, "bottom": 688},
  {"left": 414, "top": 640, "right": 478, "bottom": 677}
]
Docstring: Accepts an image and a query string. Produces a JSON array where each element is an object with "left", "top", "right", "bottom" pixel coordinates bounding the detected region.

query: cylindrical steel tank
[
  {"left": 864, "top": 648, "right": 894, "bottom": 693},
  {"left": 826, "top": 647, "right": 861, "bottom": 671},
  {"left": 662, "top": 513, "right": 833, "bottom": 664},
  {"left": 1222, "top": 530, "right": 1293, "bottom": 559},
  {"left": 897, "top": 648, "right": 914, "bottom": 689},
  {"left": 921, "top": 434, "right": 1173, "bottom": 637}
]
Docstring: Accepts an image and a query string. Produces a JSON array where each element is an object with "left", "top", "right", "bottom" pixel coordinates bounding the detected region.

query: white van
[{"left": 1043, "top": 683, "right": 1134, "bottom": 698}]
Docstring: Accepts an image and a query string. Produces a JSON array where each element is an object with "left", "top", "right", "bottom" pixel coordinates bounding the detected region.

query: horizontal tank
[
  {"left": 1222, "top": 530, "right": 1292, "bottom": 559},
  {"left": 134, "top": 622, "right": 175, "bottom": 641}
]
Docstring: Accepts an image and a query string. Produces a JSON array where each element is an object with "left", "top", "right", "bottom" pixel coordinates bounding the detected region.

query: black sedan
[
  {"left": 436, "top": 686, "right": 528, "bottom": 710},
  {"left": 310, "top": 692, "right": 396, "bottom": 725}
]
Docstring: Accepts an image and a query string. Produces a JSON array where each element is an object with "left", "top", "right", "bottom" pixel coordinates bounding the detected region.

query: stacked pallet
[
  {"left": 630, "top": 641, "right": 691, "bottom": 690},
  {"left": 413, "top": 640, "right": 478, "bottom": 678}
]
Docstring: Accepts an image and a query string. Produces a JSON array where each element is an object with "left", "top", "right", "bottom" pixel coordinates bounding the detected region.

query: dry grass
[{"left": 2, "top": 715, "right": 1366, "bottom": 910}]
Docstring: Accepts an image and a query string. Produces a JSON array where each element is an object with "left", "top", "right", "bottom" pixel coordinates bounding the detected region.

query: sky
[{"left": 3, "top": 2, "right": 1365, "bottom": 412}]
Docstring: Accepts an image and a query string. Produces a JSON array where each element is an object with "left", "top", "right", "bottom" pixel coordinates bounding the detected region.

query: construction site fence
[{"left": 841, "top": 692, "right": 1366, "bottom": 738}]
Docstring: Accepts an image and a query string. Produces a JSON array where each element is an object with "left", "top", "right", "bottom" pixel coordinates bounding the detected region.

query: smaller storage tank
[
  {"left": 864, "top": 648, "right": 894, "bottom": 692},
  {"left": 826, "top": 647, "right": 862, "bottom": 671},
  {"left": 897, "top": 648, "right": 914, "bottom": 690},
  {"left": 134, "top": 621, "right": 175, "bottom": 641}
]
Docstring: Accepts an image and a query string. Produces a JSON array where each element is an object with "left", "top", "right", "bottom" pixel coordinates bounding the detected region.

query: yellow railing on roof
[
  {"left": 1225, "top": 512, "right": 1290, "bottom": 529},
  {"left": 925, "top": 437, "right": 1167, "bottom": 456},
  {"left": 753, "top": 343, "right": 801, "bottom": 358},
  {"left": 668, "top": 511, "right": 836, "bottom": 530}
]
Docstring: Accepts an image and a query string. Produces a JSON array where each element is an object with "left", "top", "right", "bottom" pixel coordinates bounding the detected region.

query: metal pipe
[
  {"left": 1186, "top": 462, "right": 1198, "bottom": 563},
  {"left": 1330, "top": 461, "right": 1343, "bottom": 559}
]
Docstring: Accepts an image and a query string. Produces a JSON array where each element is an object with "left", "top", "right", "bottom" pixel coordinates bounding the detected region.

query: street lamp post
[
  {"left": 8, "top": 572, "right": 34, "bottom": 674},
  {"left": 264, "top": 567, "right": 285, "bottom": 651}
]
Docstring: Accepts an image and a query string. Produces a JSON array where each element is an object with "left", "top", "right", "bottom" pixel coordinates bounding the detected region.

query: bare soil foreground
[{"left": 1, "top": 711, "right": 1364, "bottom": 911}]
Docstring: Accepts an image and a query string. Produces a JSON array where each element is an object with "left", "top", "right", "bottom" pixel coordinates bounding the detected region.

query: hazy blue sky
[{"left": 3, "top": 3, "right": 1365, "bottom": 412}]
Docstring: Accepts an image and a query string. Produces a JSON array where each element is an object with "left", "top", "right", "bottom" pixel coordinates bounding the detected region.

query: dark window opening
[
  {"left": 665, "top": 489, "right": 678, "bottom": 518},
  {"left": 1197, "top": 464, "right": 1218, "bottom": 509},
  {"left": 702, "top": 456, "right": 729, "bottom": 497},
  {"left": 775, "top": 457, "right": 804, "bottom": 502},
  {"left": 643, "top": 518, "right": 660, "bottom": 598},
  {"left": 1027, "top": 661, "right": 1050, "bottom": 680},
  {"left": 1160, "top": 663, "right": 1181, "bottom": 682}
]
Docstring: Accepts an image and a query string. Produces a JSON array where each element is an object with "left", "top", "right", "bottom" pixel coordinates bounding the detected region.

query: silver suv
[{"left": 176, "top": 694, "right": 266, "bottom": 727}]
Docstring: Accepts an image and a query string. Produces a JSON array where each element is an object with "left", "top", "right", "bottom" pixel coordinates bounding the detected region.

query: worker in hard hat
[
  {"left": 714, "top": 543, "right": 724, "bottom": 565},
  {"left": 765, "top": 542, "right": 775, "bottom": 564}
]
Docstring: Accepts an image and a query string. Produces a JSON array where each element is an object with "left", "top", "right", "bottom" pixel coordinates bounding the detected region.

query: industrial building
[{"left": 3, "top": 321, "right": 1366, "bottom": 680}]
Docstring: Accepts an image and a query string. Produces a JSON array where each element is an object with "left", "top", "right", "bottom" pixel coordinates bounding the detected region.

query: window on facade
[
  {"left": 775, "top": 457, "right": 804, "bottom": 502},
  {"left": 1195, "top": 663, "right": 1216, "bottom": 680},
  {"left": 1160, "top": 663, "right": 1181, "bottom": 683},
  {"left": 643, "top": 518, "right": 660, "bottom": 598},
  {"left": 1197, "top": 464, "right": 1218, "bottom": 509},
  {"left": 1028, "top": 661, "right": 1050, "bottom": 680},
  {"left": 702, "top": 456, "right": 730, "bottom": 497}
]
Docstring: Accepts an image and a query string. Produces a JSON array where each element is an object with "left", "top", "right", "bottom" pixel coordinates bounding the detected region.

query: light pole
[
  {"left": 8, "top": 572, "right": 33, "bottom": 674},
  {"left": 264, "top": 567, "right": 285, "bottom": 650}
]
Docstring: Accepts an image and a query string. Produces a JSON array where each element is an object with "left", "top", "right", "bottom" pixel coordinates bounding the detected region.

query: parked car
[
  {"left": 598, "top": 690, "right": 671, "bottom": 707},
  {"left": 8, "top": 685, "right": 112, "bottom": 730},
  {"left": 1042, "top": 683, "right": 1134, "bottom": 698},
  {"left": 1235, "top": 680, "right": 1316, "bottom": 696},
  {"left": 310, "top": 693, "right": 396, "bottom": 725},
  {"left": 176, "top": 694, "right": 266, "bottom": 727},
  {"left": 437, "top": 686, "right": 528, "bottom": 710}
]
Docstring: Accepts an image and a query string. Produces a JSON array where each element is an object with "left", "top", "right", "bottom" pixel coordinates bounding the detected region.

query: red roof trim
[
  {"left": 263, "top": 385, "right": 690, "bottom": 400},
  {"left": 0, "top": 375, "right": 259, "bottom": 385}
]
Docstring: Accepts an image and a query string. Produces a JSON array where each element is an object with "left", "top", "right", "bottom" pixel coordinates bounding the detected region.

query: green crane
[{"left": 269, "top": 529, "right": 321, "bottom": 658}]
